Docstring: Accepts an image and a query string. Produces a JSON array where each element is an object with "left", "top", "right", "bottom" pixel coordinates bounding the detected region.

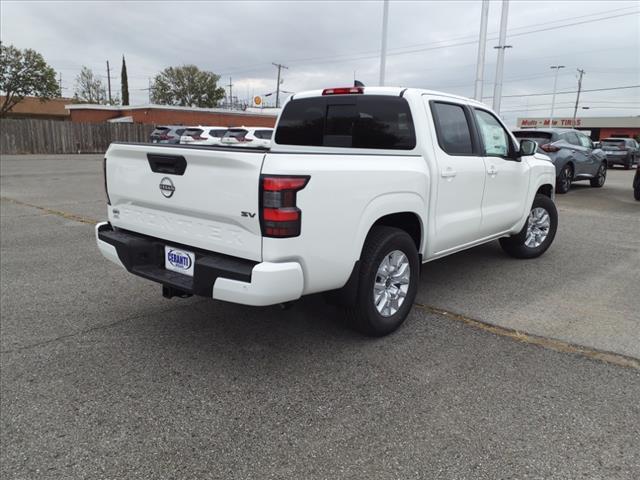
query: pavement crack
[
  {"left": 414, "top": 302, "right": 640, "bottom": 370},
  {"left": 0, "top": 300, "right": 209, "bottom": 355},
  {"left": 1, "top": 196, "right": 98, "bottom": 225}
]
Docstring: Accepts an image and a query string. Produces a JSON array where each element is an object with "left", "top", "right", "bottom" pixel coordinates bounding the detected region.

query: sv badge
[{"left": 241, "top": 211, "right": 256, "bottom": 218}]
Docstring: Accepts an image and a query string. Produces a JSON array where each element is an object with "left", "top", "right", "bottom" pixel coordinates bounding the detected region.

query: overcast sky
[{"left": 1, "top": 0, "right": 639, "bottom": 126}]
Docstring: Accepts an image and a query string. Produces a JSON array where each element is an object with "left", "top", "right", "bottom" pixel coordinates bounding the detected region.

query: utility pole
[
  {"left": 58, "top": 73, "right": 63, "bottom": 97},
  {"left": 272, "top": 62, "right": 288, "bottom": 108},
  {"left": 227, "top": 76, "right": 233, "bottom": 108},
  {"left": 492, "top": 0, "right": 511, "bottom": 114},
  {"left": 148, "top": 78, "right": 152, "bottom": 103},
  {"left": 549, "top": 65, "right": 565, "bottom": 127},
  {"left": 379, "top": 0, "right": 389, "bottom": 86},
  {"left": 106, "top": 60, "right": 112, "bottom": 104},
  {"left": 572, "top": 68, "right": 586, "bottom": 128},
  {"left": 474, "top": 0, "right": 490, "bottom": 101}
]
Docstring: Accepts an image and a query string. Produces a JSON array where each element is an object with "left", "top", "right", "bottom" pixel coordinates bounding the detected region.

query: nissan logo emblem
[{"left": 159, "top": 177, "right": 175, "bottom": 198}]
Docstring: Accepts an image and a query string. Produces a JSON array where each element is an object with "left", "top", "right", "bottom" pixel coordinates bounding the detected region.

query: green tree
[
  {"left": 151, "top": 65, "right": 225, "bottom": 107},
  {"left": 121, "top": 55, "right": 129, "bottom": 106},
  {"left": 73, "top": 66, "right": 108, "bottom": 104},
  {"left": 0, "top": 43, "right": 59, "bottom": 117}
]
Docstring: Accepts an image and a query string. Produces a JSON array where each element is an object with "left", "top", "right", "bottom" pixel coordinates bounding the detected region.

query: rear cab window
[{"left": 275, "top": 95, "right": 416, "bottom": 150}]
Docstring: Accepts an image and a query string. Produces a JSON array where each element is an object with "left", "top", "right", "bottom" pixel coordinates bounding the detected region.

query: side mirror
[
  {"left": 593, "top": 141, "right": 601, "bottom": 149},
  {"left": 519, "top": 139, "right": 537, "bottom": 156}
]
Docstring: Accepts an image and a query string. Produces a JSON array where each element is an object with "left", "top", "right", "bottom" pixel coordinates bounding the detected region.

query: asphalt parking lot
[{"left": 1, "top": 154, "right": 639, "bottom": 479}]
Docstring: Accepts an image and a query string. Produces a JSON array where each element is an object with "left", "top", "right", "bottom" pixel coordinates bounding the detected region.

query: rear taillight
[
  {"left": 540, "top": 143, "right": 560, "bottom": 153},
  {"left": 192, "top": 135, "right": 204, "bottom": 140},
  {"left": 322, "top": 87, "right": 364, "bottom": 95},
  {"left": 103, "top": 157, "right": 111, "bottom": 205},
  {"left": 159, "top": 134, "right": 173, "bottom": 140},
  {"left": 260, "top": 175, "right": 310, "bottom": 238}
]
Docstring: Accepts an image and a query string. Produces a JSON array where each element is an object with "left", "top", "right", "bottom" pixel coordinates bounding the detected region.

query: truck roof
[{"left": 291, "top": 86, "right": 487, "bottom": 108}]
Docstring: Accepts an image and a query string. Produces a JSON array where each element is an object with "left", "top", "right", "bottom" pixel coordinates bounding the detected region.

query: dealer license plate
[{"left": 164, "top": 246, "right": 195, "bottom": 277}]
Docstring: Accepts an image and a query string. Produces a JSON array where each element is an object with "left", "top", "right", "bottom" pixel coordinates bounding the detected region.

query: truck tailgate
[{"left": 105, "top": 143, "right": 265, "bottom": 262}]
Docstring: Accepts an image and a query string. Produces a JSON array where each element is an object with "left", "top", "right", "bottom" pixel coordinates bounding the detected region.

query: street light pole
[
  {"left": 379, "top": 0, "right": 389, "bottom": 86},
  {"left": 549, "top": 65, "right": 565, "bottom": 127},
  {"left": 474, "top": 0, "right": 490, "bottom": 101},
  {"left": 492, "top": 0, "right": 510, "bottom": 114}
]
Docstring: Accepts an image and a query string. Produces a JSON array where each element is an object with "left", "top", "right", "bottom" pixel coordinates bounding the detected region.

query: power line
[
  {"left": 483, "top": 84, "right": 640, "bottom": 99},
  {"left": 214, "top": 8, "right": 638, "bottom": 76}
]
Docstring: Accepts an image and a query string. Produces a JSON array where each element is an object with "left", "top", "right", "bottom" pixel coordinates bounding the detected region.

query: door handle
[{"left": 441, "top": 168, "right": 457, "bottom": 179}]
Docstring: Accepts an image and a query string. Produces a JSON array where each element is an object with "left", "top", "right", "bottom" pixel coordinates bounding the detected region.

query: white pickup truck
[{"left": 97, "top": 86, "right": 557, "bottom": 336}]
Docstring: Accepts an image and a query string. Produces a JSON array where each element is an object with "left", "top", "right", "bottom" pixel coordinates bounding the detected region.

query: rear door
[
  {"left": 105, "top": 143, "right": 265, "bottom": 261},
  {"left": 563, "top": 131, "right": 589, "bottom": 175},
  {"left": 426, "top": 98, "right": 486, "bottom": 253}
]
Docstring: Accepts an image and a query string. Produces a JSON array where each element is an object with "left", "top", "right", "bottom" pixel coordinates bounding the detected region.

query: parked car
[
  {"left": 634, "top": 161, "right": 640, "bottom": 201},
  {"left": 180, "top": 127, "right": 228, "bottom": 146},
  {"left": 513, "top": 128, "right": 607, "bottom": 194},
  {"left": 97, "top": 86, "right": 556, "bottom": 336},
  {"left": 220, "top": 127, "right": 273, "bottom": 148},
  {"left": 601, "top": 138, "right": 639, "bottom": 169},
  {"left": 150, "top": 126, "right": 187, "bottom": 144}
]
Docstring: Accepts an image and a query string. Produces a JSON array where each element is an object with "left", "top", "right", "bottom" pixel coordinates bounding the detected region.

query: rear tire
[
  {"left": 499, "top": 194, "right": 558, "bottom": 259},
  {"left": 346, "top": 226, "right": 419, "bottom": 336},
  {"left": 624, "top": 157, "right": 632, "bottom": 170},
  {"left": 590, "top": 162, "right": 607, "bottom": 187},
  {"left": 556, "top": 164, "right": 573, "bottom": 194}
]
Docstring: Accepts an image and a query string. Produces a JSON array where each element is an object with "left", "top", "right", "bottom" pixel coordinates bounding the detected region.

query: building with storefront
[{"left": 516, "top": 116, "right": 640, "bottom": 140}]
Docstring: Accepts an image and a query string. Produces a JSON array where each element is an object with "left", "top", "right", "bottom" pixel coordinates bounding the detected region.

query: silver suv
[
  {"left": 601, "top": 138, "right": 639, "bottom": 170},
  {"left": 513, "top": 128, "right": 607, "bottom": 194}
]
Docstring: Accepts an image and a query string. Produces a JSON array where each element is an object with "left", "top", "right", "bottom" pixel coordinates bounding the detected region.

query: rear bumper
[
  {"left": 95, "top": 222, "right": 303, "bottom": 306},
  {"left": 605, "top": 153, "right": 630, "bottom": 164}
]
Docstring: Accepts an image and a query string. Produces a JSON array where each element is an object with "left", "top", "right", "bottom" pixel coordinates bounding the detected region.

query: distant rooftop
[{"left": 65, "top": 103, "right": 281, "bottom": 117}]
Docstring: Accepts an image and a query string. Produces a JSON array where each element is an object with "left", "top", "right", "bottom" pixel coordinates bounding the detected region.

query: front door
[{"left": 472, "top": 108, "right": 530, "bottom": 236}]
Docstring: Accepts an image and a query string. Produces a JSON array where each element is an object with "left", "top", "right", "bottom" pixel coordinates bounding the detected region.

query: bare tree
[{"left": 73, "top": 66, "right": 109, "bottom": 104}]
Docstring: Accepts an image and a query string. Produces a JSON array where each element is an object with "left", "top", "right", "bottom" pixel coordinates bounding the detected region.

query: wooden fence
[{"left": 0, "top": 119, "right": 154, "bottom": 155}]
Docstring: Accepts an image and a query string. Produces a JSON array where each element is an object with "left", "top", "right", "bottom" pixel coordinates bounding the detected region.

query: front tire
[
  {"left": 556, "top": 164, "right": 573, "bottom": 194},
  {"left": 346, "top": 226, "right": 419, "bottom": 336},
  {"left": 590, "top": 162, "right": 607, "bottom": 187},
  {"left": 499, "top": 194, "right": 558, "bottom": 259}
]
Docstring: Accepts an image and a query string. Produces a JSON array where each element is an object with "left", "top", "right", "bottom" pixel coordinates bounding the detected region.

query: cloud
[{"left": 1, "top": 0, "right": 638, "bottom": 125}]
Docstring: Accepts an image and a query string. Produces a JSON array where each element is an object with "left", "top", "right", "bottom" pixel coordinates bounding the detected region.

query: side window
[
  {"left": 473, "top": 109, "right": 510, "bottom": 157},
  {"left": 175, "top": 129, "right": 185, "bottom": 136},
  {"left": 431, "top": 102, "right": 474, "bottom": 155},
  {"left": 563, "top": 132, "right": 581, "bottom": 146},
  {"left": 577, "top": 134, "right": 592, "bottom": 149}
]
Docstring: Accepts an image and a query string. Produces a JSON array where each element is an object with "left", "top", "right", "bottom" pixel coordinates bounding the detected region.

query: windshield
[
  {"left": 602, "top": 139, "right": 625, "bottom": 148},
  {"left": 183, "top": 128, "right": 204, "bottom": 137},
  {"left": 223, "top": 129, "right": 249, "bottom": 139}
]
